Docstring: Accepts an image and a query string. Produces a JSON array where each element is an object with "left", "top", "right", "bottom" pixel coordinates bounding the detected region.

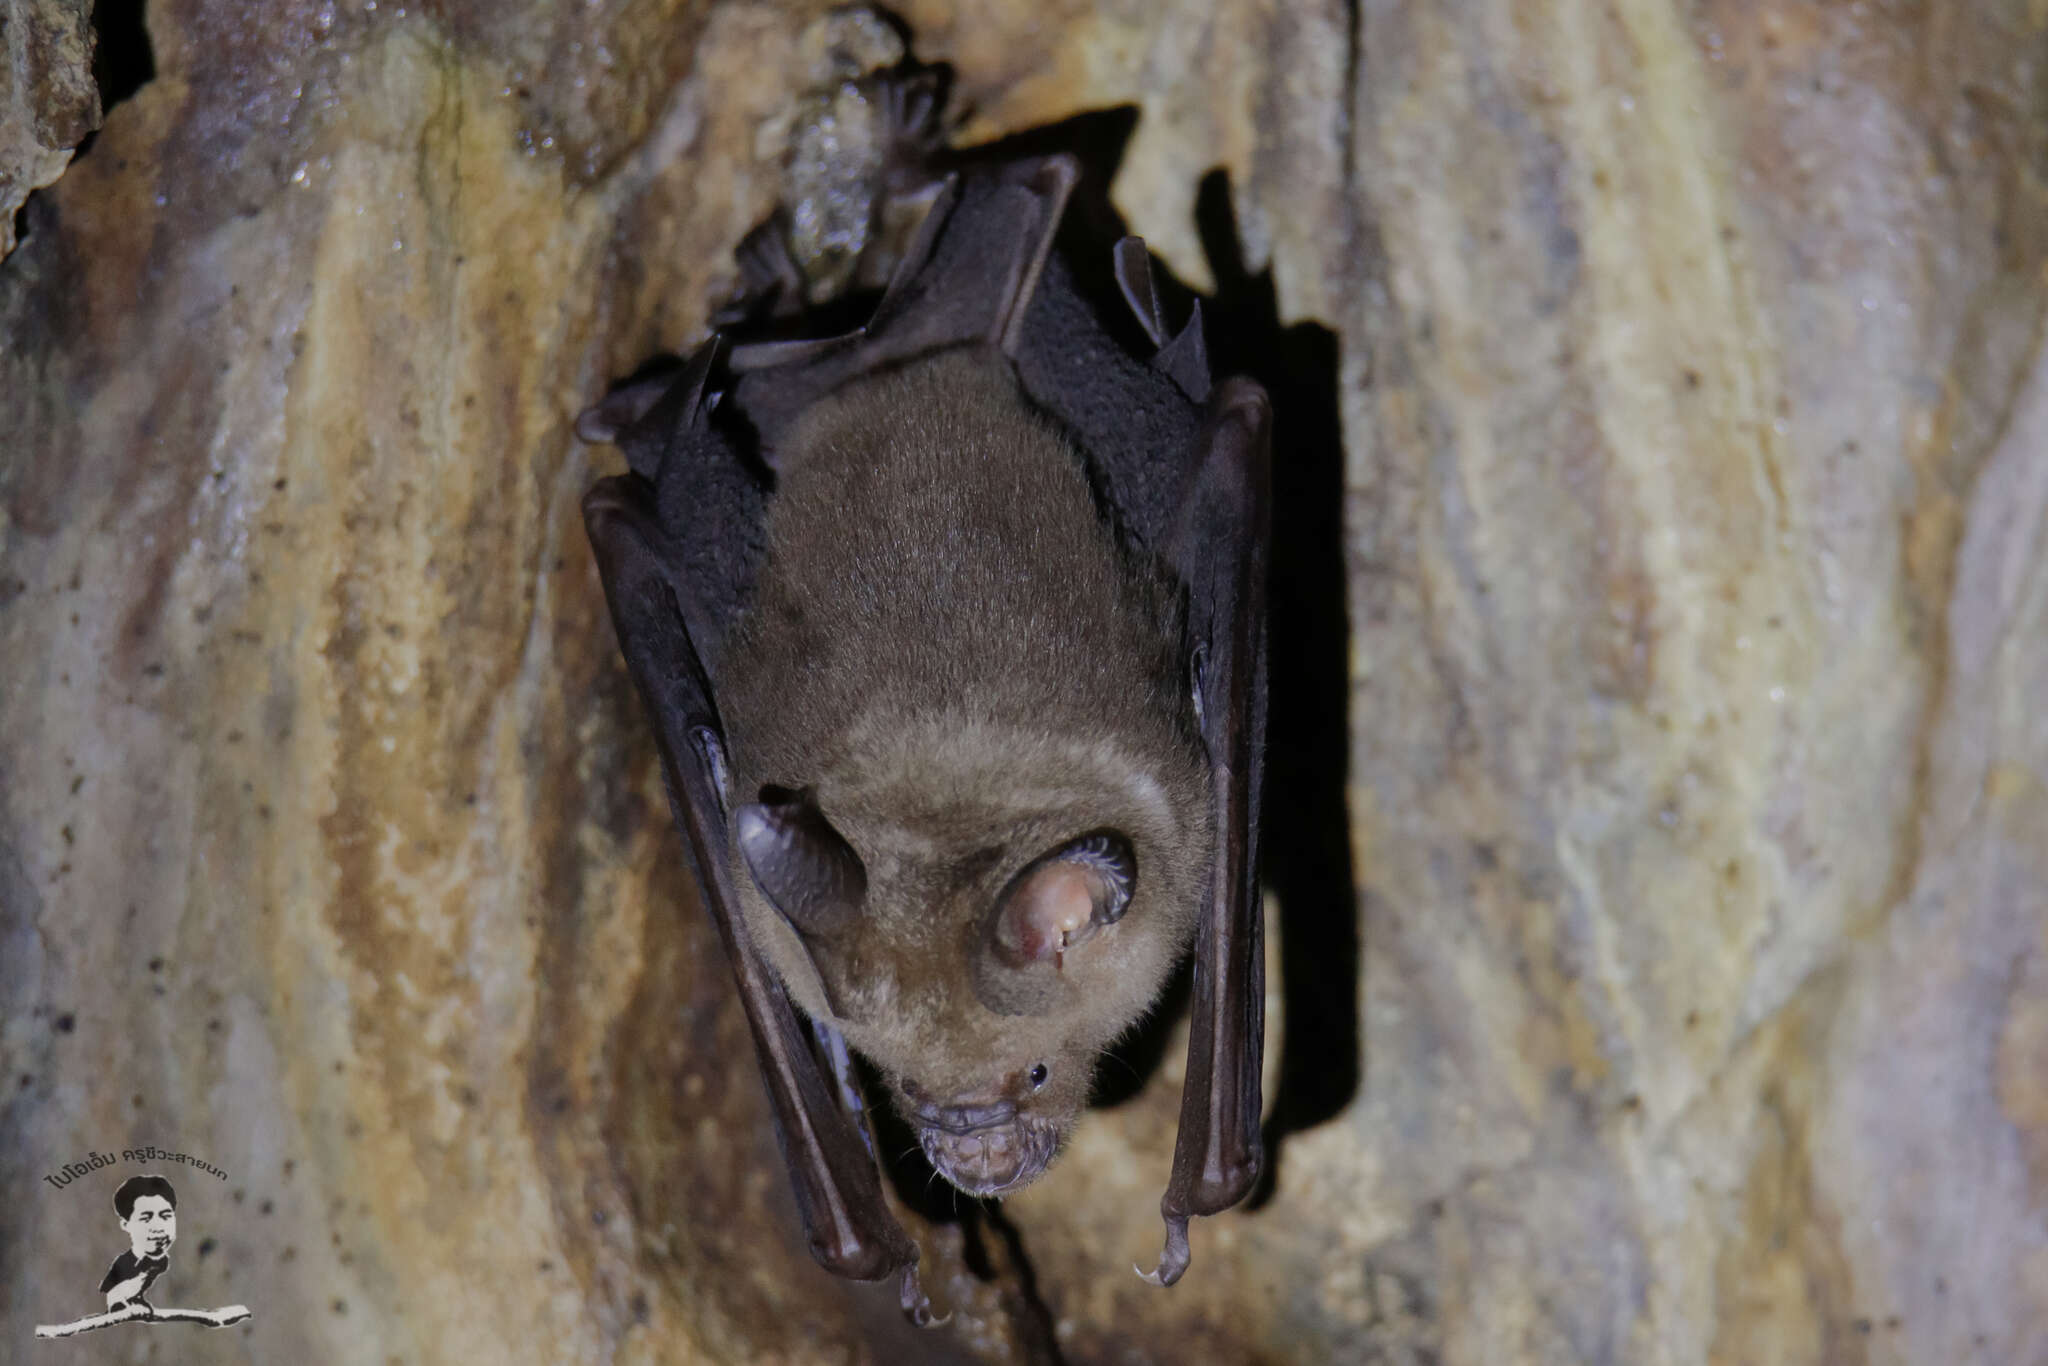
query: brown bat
[{"left": 577, "top": 70, "right": 1269, "bottom": 1325}]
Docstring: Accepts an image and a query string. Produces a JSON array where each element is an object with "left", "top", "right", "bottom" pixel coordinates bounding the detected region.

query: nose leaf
[{"left": 918, "top": 1115, "right": 1058, "bottom": 1197}]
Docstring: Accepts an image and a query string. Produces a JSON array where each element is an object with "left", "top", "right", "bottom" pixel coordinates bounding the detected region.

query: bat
[{"left": 577, "top": 68, "right": 1269, "bottom": 1324}]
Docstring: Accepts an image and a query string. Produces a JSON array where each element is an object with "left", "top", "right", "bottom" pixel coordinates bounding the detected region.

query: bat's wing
[
  {"left": 1145, "top": 377, "right": 1271, "bottom": 1285},
  {"left": 580, "top": 347, "right": 936, "bottom": 1323},
  {"left": 577, "top": 341, "right": 767, "bottom": 666},
  {"left": 1014, "top": 238, "right": 1274, "bottom": 1284},
  {"left": 1010, "top": 240, "right": 1214, "bottom": 554}
]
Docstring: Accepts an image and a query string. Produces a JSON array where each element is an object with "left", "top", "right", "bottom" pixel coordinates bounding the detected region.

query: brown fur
[{"left": 717, "top": 348, "right": 1213, "bottom": 1158}]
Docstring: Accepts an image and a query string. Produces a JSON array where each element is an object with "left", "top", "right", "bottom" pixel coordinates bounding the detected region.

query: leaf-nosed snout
[
  {"left": 917, "top": 1112, "right": 1061, "bottom": 1196},
  {"left": 901, "top": 1078, "right": 1064, "bottom": 1197},
  {"left": 911, "top": 1095, "right": 1018, "bottom": 1134}
]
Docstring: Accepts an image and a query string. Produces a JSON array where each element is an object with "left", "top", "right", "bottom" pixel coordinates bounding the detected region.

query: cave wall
[{"left": 2, "top": 1, "right": 2044, "bottom": 1362}]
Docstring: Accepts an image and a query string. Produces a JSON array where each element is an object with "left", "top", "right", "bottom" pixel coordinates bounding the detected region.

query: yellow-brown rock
[{"left": 2, "top": 0, "right": 2044, "bottom": 1362}]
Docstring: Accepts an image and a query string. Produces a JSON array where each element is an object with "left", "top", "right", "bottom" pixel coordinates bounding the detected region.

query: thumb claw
[{"left": 900, "top": 1263, "right": 949, "bottom": 1327}]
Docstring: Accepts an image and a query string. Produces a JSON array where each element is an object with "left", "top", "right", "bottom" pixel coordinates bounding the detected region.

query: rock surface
[
  {"left": 0, "top": 0, "right": 100, "bottom": 259},
  {"left": 2, "top": 0, "right": 2045, "bottom": 1362}
]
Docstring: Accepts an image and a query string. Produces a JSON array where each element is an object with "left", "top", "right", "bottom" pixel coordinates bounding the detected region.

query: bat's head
[
  {"left": 892, "top": 829, "right": 1144, "bottom": 1195},
  {"left": 731, "top": 720, "right": 1212, "bottom": 1198}
]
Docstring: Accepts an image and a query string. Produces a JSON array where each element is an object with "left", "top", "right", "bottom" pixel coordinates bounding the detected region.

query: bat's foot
[
  {"left": 877, "top": 64, "right": 951, "bottom": 182},
  {"left": 1136, "top": 1214, "right": 1192, "bottom": 1287},
  {"left": 714, "top": 214, "right": 807, "bottom": 329},
  {"left": 899, "top": 1262, "right": 949, "bottom": 1328}
]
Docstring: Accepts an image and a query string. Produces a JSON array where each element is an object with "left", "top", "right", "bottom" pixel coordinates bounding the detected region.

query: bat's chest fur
[
  {"left": 712, "top": 349, "right": 1213, "bottom": 1067},
  {"left": 720, "top": 348, "right": 1190, "bottom": 803}
]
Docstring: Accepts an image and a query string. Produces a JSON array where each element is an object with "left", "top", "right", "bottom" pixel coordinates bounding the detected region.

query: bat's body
[
  {"left": 724, "top": 350, "right": 1213, "bottom": 1153},
  {"left": 578, "top": 70, "right": 1270, "bottom": 1322}
]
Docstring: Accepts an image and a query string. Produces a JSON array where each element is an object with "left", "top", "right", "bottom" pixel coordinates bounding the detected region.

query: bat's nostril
[{"left": 915, "top": 1096, "right": 1017, "bottom": 1132}]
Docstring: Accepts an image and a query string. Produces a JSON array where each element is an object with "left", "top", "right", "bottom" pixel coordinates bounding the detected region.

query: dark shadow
[
  {"left": 3, "top": 0, "right": 155, "bottom": 240},
  {"left": 91, "top": 0, "right": 157, "bottom": 113},
  {"left": 1187, "top": 169, "right": 1360, "bottom": 1207},
  {"left": 945, "top": 105, "right": 1140, "bottom": 252},
  {"left": 975, "top": 1203, "right": 1066, "bottom": 1365},
  {"left": 63, "top": 0, "right": 156, "bottom": 169}
]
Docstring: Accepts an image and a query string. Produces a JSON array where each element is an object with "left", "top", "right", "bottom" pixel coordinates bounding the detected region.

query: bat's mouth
[{"left": 916, "top": 1111, "right": 1061, "bottom": 1197}]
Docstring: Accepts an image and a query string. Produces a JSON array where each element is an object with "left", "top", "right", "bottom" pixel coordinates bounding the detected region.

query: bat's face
[
  {"left": 729, "top": 718, "right": 1212, "bottom": 1197},
  {"left": 885, "top": 826, "right": 1143, "bottom": 1195}
]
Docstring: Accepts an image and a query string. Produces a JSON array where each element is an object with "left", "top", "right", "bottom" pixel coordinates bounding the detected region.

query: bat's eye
[
  {"left": 989, "top": 830, "right": 1137, "bottom": 968},
  {"left": 1029, "top": 1063, "right": 1049, "bottom": 1089}
]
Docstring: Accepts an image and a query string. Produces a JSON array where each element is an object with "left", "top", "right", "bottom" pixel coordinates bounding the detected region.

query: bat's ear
[
  {"left": 971, "top": 833, "right": 1134, "bottom": 1016},
  {"left": 735, "top": 787, "right": 869, "bottom": 939}
]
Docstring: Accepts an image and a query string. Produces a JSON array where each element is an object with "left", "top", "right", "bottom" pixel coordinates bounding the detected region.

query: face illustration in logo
[
  {"left": 121, "top": 1193, "right": 176, "bottom": 1261},
  {"left": 98, "top": 1174, "right": 180, "bottom": 1312}
]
